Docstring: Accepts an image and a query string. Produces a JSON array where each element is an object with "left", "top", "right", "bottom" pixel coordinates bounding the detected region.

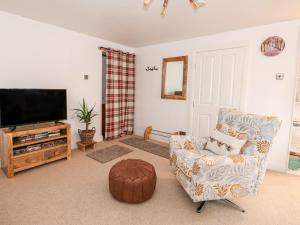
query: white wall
[
  {"left": 0, "top": 11, "right": 134, "bottom": 148},
  {"left": 135, "top": 20, "right": 300, "bottom": 172},
  {"left": 1, "top": 10, "right": 299, "bottom": 172}
]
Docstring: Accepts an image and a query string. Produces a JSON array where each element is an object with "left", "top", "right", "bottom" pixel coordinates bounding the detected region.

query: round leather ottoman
[{"left": 109, "top": 159, "right": 156, "bottom": 203}]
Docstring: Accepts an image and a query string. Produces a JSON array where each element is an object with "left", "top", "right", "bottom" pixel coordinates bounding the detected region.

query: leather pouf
[{"left": 109, "top": 159, "right": 157, "bottom": 203}]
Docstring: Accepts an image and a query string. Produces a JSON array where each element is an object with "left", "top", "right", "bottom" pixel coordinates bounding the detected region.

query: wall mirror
[{"left": 161, "top": 56, "right": 188, "bottom": 100}]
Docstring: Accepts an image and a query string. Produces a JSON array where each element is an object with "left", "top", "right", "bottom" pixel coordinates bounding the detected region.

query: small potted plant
[{"left": 73, "top": 99, "right": 97, "bottom": 144}]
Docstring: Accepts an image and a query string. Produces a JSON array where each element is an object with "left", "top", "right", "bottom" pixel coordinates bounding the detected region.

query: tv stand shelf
[
  {"left": 13, "top": 134, "right": 68, "bottom": 148},
  {"left": 0, "top": 122, "right": 71, "bottom": 178}
]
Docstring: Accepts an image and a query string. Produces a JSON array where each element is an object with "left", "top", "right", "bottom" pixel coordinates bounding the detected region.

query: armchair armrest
[
  {"left": 172, "top": 145, "right": 258, "bottom": 176},
  {"left": 194, "top": 154, "right": 259, "bottom": 175},
  {"left": 170, "top": 135, "right": 208, "bottom": 152},
  {"left": 191, "top": 154, "right": 260, "bottom": 196}
]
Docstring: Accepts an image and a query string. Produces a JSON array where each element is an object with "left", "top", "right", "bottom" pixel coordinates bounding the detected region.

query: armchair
[{"left": 170, "top": 108, "right": 281, "bottom": 213}]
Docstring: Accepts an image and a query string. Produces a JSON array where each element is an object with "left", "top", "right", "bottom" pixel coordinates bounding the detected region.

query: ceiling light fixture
[{"left": 144, "top": 0, "right": 206, "bottom": 16}]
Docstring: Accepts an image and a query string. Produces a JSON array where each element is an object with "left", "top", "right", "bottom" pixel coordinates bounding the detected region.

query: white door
[{"left": 190, "top": 47, "right": 246, "bottom": 138}]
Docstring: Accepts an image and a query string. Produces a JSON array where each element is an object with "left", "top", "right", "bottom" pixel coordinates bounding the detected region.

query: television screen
[{"left": 0, "top": 89, "right": 67, "bottom": 127}]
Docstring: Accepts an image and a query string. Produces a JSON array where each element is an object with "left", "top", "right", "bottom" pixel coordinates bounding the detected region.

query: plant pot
[
  {"left": 78, "top": 127, "right": 96, "bottom": 144},
  {"left": 289, "top": 155, "right": 300, "bottom": 171}
]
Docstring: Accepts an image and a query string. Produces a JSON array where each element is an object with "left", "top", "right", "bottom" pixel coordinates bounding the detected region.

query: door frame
[
  {"left": 188, "top": 43, "right": 250, "bottom": 136},
  {"left": 286, "top": 30, "right": 300, "bottom": 173}
]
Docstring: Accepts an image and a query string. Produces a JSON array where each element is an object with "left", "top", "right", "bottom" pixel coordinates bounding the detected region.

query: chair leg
[
  {"left": 196, "top": 201, "right": 206, "bottom": 213},
  {"left": 219, "top": 199, "right": 245, "bottom": 213}
]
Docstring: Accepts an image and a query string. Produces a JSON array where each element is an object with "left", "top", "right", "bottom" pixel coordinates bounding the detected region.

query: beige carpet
[{"left": 0, "top": 136, "right": 300, "bottom": 225}]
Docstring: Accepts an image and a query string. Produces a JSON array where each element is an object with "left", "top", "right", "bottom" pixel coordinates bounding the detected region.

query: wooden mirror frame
[{"left": 161, "top": 56, "right": 188, "bottom": 100}]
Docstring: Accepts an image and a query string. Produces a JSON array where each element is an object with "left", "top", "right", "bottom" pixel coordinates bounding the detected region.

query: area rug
[
  {"left": 86, "top": 145, "right": 133, "bottom": 163},
  {"left": 119, "top": 137, "right": 169, "bottom": 159}
]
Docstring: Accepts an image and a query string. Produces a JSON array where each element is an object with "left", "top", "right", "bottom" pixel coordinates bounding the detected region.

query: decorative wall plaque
[{"left": 261, "top": 36, "right": 285, "bottom": 57}]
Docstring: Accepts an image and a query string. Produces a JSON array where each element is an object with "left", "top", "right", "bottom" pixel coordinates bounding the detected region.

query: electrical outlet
[
  {"left": 276, "top": 73, "right": 284, "bottom": 80},
  {"left": 84, "top": 75, "right": 89, "bottom": 80}
]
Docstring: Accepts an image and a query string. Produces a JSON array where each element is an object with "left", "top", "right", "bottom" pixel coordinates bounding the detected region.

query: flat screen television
[{"left": 0, "top": 89, "right": 67, "bottom": 127}]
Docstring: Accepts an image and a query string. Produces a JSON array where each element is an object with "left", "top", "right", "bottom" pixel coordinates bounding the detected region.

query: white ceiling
[{"left": 1, "top": 0, "right": 300, "bottom": 47}]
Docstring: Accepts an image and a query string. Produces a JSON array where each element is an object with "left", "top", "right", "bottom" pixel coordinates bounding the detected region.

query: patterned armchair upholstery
[{"left": 170, "top": 108, "right": 281, "bottom": 207}]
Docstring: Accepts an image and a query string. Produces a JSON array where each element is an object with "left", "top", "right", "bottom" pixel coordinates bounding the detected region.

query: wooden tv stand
[{"left": 0, "top": 122, "right": 71, "bottom": 178}]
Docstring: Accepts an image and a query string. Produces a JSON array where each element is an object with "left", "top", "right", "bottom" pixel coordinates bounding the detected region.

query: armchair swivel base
[{"left": 197, "top": 199, "right": 245, "bottom": 213}]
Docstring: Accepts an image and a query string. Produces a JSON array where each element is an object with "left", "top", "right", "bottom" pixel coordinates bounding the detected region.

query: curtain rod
[{"left": 99, "top": 47, "right": 135, "bottom": 56}]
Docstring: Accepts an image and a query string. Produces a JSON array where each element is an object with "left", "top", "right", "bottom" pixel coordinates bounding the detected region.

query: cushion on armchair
[{"left": 204, "top": 129, "right": 247, "bottom": 156}]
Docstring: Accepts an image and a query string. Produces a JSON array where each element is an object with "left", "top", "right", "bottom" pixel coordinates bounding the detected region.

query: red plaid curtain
[{"left": 104, "top": 49, "right": 135, "bottom": 140}]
